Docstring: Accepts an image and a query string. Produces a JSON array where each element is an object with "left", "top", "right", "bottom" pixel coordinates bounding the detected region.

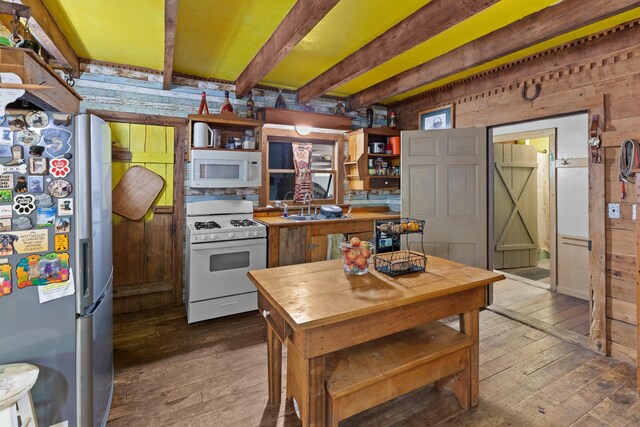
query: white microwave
[{"left": 190, "top": 150, "right": 261, "bottom": 188}]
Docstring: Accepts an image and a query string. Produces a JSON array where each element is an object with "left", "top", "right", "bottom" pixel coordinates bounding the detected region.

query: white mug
[{"left": 193, "top": 123, "right": 214, "bottom": 148}]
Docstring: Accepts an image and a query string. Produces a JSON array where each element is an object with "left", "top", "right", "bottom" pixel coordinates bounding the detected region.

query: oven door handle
[{"left": 191, "top": 238, "right": 265, "bottom": 252}]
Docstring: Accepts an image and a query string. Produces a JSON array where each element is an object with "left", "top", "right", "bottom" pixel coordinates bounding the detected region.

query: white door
[{"left": 401, "top": 128, "right": 488, "bottom": 268}]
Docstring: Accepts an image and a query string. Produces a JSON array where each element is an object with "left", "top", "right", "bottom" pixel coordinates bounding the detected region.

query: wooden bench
[{"left": 324, "top": 321, "right": 474, "bottom": 426}]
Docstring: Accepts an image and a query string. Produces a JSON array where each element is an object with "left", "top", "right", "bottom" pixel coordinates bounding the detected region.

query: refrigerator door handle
[{"left": 79, "top": 238, "right": 93, "bottom": 312}]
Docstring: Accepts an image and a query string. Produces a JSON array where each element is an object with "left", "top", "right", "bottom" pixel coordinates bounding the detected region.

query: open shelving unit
[{"left": 345, "top": 127, "right": 400, "bottom": 190}]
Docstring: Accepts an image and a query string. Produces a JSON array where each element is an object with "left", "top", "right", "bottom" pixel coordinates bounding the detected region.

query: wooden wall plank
[
  {"left": 110, "top": 122, "right": 130, "bottom": 150},
  {"left": 129, "top": 125, "right": 146, "bottom": 153}
]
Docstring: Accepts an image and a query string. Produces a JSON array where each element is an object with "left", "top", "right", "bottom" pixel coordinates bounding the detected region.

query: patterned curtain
[{"left": 292, "top": 142, "right": 312, "bottom": 203}]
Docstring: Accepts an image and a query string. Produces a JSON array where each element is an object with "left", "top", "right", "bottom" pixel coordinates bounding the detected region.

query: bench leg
[
  {"left": 435, "top": 362, "right": 471, "bottom": 410},
  {"left": 326, "top": 393, "right": 339, "bottom": 427},
  {"left": 267, "top": 325, "right": 283, "bottom": 404}
]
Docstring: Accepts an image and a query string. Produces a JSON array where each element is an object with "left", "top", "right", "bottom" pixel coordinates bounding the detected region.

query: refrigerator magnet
[
  {"left": 0, "top": 163, "right": 27, "bottom": 174},
  {"left": 54, "top": 217, "right": 70, "bottom": 233},
  {"left": 48, "top": 179, "right": 72, "bottom": 198},
  {"left": 28, "top": 176, "right": 43, "bottom": 193},
  {"left": 17, "top": 252, "right": 70, "bottom": 288},
  {"left": 13, "top": 194, "right": 36, "bottom": 215},
  {"left": 41, "top": 129, "right": 71, "bottom": 157},
  {"left": 0, "top": 218, "right": 10, "bottom": 231},
  {"left": 49, "top": 158, "right": 70, "bottom": 178},
  {"left": 11, "top": 216, "right": 32, "bottom": 231},
  {"left": 3, "top": 145, "right": 23, "bottom": 166},
  {"left": 16, "top": 130, "right": 41, "bottom": 147},
  {"left": 25, "top": 111, "right": 49, "bottom": 129},
  {"left": 0, "top": 189, "right": 11, "bottom": 203},
  {"left": 0, "top": 233, "right": 18, "bottom": 255},
  {"left": 14, "top": 176, "right": 27, "bottom": 193},
  {"left": 36, "top": 206, "right": 56, "bottom": 227},
  {"left": 12, "top": 229, "right": 48, "bottom": 253},
  {"left": 0, "top": 263, "right": 12, "bottom": 297},
  {"left": 0, "top": 205, "right": 11, "bottom": 218},
  {"left": 34, "top": 193, "right": 53, "bottom": 207},
  {"left": 53, "top": 113, "right": 72, "bottom": 127},
  {"left": 54, "top": 234, "right": 68, "bottom": 251},
  {"left": 28, "top": 157, "right": 48, "bottom": 175},
  {"left": 57, "top": 198, "right": 73, "bottom": 216},
  {"left": 7, "top": 115, "right": 26, "bottom": 132},
  {"left": 0, "top": 130, "right": 12, "bottom": 156},
  {"left": 0, "top": 174, "right": 13, "bottom": 189}
]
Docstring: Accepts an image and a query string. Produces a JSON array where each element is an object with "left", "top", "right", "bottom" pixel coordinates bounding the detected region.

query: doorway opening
[{"left": 489, "top": 114, "right": 590, "bottom": 340}]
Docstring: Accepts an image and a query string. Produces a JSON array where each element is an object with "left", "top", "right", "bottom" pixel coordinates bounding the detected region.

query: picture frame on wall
[{"left": 418, "top": 104, "right": 454, "bottom": 130}]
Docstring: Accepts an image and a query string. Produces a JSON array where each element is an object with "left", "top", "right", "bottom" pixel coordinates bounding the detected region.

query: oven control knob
[
  {"left": 209, "top": 234, "right": 217, "bottom": 240},
  {"left": 194, "top": 235, "right": 201, "bottom": 241},
  {"left": 245, "top": 231, "right": 250, "bottom": 237},
  {"left": 252, "top": 231, "right": 259, "bottom": 237},
  {"left": 228, "top": 232, "right": 235, "bottom": 238}
]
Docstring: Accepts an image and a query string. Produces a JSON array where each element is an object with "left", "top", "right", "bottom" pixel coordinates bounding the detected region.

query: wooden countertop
[
  {"left": 256, "top": 211, "right": 400, "bottom": 227},
  {"left": 248, "top": 257, "right": 504, "bottom": 330}
]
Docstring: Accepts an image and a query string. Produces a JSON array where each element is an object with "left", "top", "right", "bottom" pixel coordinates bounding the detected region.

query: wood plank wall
[
  {"left": 393, "top": 21, "right": 640, "bottom": 364},
  {"left": 109, "top": 122, "right": 177, "bottom": 314}
]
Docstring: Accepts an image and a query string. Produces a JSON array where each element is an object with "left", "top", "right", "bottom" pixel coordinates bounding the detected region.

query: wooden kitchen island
[
  {"left": 256, "top": 208, "right": 399, "bottom": 267},
  {"left": 248, "top": 256, "right": 505, "bottom": 426}
]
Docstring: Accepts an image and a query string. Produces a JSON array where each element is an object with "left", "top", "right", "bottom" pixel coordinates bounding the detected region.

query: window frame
[{"left": 260, "top": 128, "right": 344, "bottom": 207}]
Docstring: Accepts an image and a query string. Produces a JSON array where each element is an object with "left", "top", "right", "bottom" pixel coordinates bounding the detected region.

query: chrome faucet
[{"left": 303, "top": 192, "right": 312, "bottom": 215}]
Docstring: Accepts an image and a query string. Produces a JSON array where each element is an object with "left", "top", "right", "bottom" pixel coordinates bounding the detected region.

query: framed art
[{"left": 418, "top": 104, "right": 454, "bottom": 130}]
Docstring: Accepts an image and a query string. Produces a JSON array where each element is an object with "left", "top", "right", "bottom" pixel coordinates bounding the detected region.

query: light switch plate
[
  {"left": 633, "top": 204, "right": 637, "bottom": 221},
  {"left": 608, "top": 203, "right": 621, "bottom": 219}
]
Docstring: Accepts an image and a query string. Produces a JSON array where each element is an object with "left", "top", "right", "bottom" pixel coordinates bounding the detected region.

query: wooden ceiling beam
[
  {"left": 296, "top": 0, "right": 499, "bottom": 104},
  {"left": 347, "top": 0, "right": 640, "bottom": 110},
  {"left": 163, "top": 0, "right": 178, "bottom": 91},
  {"left": 16, "top": 0, "right": 79, "bottom": 75},
  {"left": 234, "top": 0, "right": 340, "bottom": 98}
]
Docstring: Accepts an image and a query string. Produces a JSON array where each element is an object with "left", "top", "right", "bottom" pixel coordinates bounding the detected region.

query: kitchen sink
[{"left": 285, "top": 214, "right": 323, "bottom": 221}]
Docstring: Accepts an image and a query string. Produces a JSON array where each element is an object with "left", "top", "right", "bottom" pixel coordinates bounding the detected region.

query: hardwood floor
[
  {"left": 108, "top": 306, "right": 638, "bottom": 426},
  {"left": 492, "top": 278, "right": 591, "bottom": 336}
]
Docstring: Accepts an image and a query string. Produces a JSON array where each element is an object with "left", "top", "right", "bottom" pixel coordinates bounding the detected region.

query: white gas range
[{"left": 185, "top": 200, "right": 266, "bottom": 323}]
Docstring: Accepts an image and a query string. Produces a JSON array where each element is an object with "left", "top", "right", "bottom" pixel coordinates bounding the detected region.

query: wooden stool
[
  {"left": 325, "top": 322, "right": 473, "bottom": 426},
  {"left": 0, "top": 363, "right": 39, "bottom": 427}
]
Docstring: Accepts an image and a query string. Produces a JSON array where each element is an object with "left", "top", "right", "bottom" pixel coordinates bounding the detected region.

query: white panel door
[{"left": 401, "top": 128, "right": 487, "bottom": 268}]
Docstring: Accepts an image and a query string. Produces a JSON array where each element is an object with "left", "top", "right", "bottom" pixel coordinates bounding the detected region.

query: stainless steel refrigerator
[{"left": 0, "top": 112, "right": 113, "bottom": 427}]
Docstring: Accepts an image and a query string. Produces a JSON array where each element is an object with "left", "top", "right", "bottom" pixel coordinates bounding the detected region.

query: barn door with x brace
[{"left": 493, "top": 144, "right": 538, "bottom": 269}]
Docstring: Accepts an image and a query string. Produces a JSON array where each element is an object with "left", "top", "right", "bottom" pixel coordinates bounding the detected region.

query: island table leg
[{"left": 267, "top": 325, "right": 282, "bottom": 404}]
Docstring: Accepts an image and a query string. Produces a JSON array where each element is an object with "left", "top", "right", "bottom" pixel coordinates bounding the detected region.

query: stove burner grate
[
  {"left": 230, "top": 219, "right": 259, "bottom": 227},
  {"left": 194, "top": 221, "right": 221, "bottom": 230}
]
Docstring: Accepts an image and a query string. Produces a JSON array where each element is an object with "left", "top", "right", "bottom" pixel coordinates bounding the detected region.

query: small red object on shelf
[
  {"left": 197, "top": 91, "right": 210, "bottom": 115},
  {"left": 221, "top": 90, "right": 234, "bottom": 113}
]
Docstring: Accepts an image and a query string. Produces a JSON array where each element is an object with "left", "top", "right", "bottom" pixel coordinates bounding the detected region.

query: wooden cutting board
[{"left": 112, "top": 166, "right": 165, "bottom": 220}]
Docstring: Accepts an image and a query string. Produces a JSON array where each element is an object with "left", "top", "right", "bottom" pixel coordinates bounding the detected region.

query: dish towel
[{"left": 292, "top": 142, "right": 312, "bottom": 203}]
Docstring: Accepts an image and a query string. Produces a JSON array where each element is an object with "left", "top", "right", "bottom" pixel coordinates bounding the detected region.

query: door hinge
[
  {"left": 308, "top": 243, "right": 319, "bottom": 251},
  {"left": 587, "top": 240, "right": 592, "bottom": 251}
]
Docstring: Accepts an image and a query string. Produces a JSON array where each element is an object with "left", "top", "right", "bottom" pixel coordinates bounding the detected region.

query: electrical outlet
[
  {"left": 608, "top": 203, "right": 621, "bottom": 219},
  {"left": 633, "top": 204, "right": 637, "bottom": 221}
]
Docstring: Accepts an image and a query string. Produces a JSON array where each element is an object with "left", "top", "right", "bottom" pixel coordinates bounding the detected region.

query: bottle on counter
[{"left": 221, "top": 90, "right": 234, "bottom": 113}]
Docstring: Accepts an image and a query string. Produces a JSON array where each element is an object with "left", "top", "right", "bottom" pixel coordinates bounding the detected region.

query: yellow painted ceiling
[
  {"left": 43, "top": 0, "right": 164, "bottom": 70},
  {"left": 42, "top": 0, "right": 640, "bottom": 105}
]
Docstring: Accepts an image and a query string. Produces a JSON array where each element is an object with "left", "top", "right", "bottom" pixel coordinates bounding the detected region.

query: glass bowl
[{"left": 340, "top": 241, "right": 372, "bottom": 275}]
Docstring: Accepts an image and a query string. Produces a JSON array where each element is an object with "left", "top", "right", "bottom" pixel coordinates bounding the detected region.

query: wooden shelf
[
  {"left": 187, "top": 113, "right": 264, "bottom": 162},
  {"left": 191, "top": 147, "right": 260, "bottom": 152},
  {"left": 346, "top": 127, "right": 401, "bottom": 191},
  {"left": 187, "top": 112, "right": 263, "bottom": 127},
  {"left": 256, "top": 107, "right": 352, "bottom": 130}
]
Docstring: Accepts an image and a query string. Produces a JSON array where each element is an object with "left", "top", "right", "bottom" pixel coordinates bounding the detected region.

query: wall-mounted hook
[{"left": 559, "top": 158, "right": 570, "bottom": 166}]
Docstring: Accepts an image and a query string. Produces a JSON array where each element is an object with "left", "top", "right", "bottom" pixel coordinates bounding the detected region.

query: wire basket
[
  {"left": 375, "top": 218, "right": 425, "bottom": 235},
  {"left": 374, "top": 250, "right": 427, "bottom": 277}
]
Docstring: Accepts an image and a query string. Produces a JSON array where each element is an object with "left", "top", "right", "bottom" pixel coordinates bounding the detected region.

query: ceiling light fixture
[{"left": 295, "top": 125, "right": 312, "bottom": 136}]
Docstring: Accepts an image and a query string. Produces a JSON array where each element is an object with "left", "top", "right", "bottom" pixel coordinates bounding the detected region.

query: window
[{"left": 265, "top": 137, "right": 340, "bottom": 204}]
